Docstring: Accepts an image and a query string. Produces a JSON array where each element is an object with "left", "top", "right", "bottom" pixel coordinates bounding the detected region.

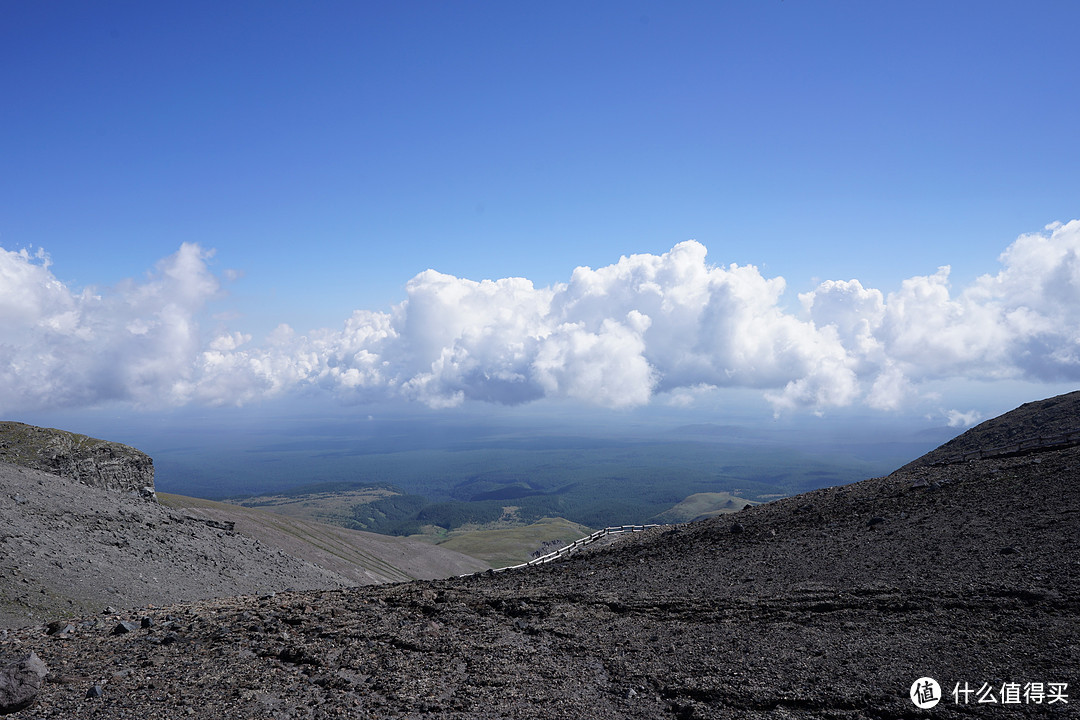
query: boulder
[{"left": 0, "top": 652, "right": 47, "bottom": 715}]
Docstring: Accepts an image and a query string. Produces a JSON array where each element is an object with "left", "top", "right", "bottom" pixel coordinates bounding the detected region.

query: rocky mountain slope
[
  {"left": 156, "top": 493, "right": 490, "bottom": 586},
  {"left": 2, "top": 395, "right": 1078, "bottom": 718},
  {"left": 0, "top": 461, "right": 487, "bottom": 630},
  {"left": 906, "top": 389, "right": 1080, "bottom": 467},
  {"left": 0, "top": 423, "right": 488, "bottom": 630},
  {"left": 0, "top": 422, "right": 154, "bottom": 495}
]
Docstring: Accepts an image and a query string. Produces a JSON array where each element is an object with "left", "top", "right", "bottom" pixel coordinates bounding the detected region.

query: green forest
[
  {"left": 276, "top": 442, "right": 887, "bottom": 535},
  {"left": 155, "top": 417, "right": 947, "bottom": 536}
]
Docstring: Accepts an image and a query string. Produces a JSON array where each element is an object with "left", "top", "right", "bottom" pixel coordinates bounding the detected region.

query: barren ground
[{"left": 2, "top": 393, "right": 1078, "bottom": 718}]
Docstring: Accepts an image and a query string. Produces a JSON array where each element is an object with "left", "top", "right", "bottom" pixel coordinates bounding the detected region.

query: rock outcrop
[{"left": 0, "top": 422, "right": 154, "bottom": 496}]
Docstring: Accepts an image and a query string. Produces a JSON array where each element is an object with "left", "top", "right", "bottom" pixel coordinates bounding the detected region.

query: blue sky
[{"left": 2, "top": 1, "right": 1079, "bottom": 434}]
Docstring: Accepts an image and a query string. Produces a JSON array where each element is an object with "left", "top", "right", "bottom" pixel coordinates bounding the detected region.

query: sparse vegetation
[
  {"left": 225, "top": 485, "right": 398, "bottom": 527},
  {"left": 652, "top": 491, "right": 758, "bottom": 523},
  {"left": 428, "top": 517, "right": 593, "bottom": 568}
]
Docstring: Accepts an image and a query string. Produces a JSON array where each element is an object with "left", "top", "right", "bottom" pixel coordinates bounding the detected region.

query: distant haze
[{"left": 16, "top": 400, "right": 961, "bottom": 504}]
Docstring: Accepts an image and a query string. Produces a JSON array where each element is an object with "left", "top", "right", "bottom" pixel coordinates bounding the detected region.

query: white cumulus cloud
[
  {"left": 0, "top": 243, "right": 220, "bottom": 412},
  {"left": 4, "top": 220, "right": 1080, "bottom": 416}
]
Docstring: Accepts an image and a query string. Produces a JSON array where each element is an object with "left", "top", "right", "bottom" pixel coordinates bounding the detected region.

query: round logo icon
[{"left": 910, "top": 677, "right": 942, "bottom": 709}]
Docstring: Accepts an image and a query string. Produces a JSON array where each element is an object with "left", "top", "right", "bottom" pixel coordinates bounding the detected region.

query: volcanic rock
[
  {"left": 1, "top": 393, "right": 1078, "bottom": 718},
  {"left": 0, "top": 652, "right": 47, "bottom": 715},
  {"left": 0, "top": 458, "right": 486, "bottom": 627},
  {"left": 0, "top": 421, "right": 154, "bottom": 495}
]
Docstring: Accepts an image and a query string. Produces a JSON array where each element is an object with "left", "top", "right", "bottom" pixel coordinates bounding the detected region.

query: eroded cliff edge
[{"left": 0, "top": 422, "right": 154, "bottom": 496}]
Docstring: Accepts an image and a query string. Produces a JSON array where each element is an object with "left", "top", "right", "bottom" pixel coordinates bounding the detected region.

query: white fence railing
[{"left": 485, "top": 524, "right": 665, "bottom": 574}]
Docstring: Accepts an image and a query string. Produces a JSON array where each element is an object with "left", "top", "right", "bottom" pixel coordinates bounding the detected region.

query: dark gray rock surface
[
  {"left": 0, "top": 461, "right": 352, "bottom": 628},
  {"left": 0, "top": 461, "right": 486, "bottom": 628},
  {"left": 0, "top": 652, "right": 46, "bottom": 715},
  {"left": 0, "top": 394, "right": 1077, "bottom": 718},
  {"left": 0, "top": 422, "right": 154, "bottom": 495},
  {"left": 908, "top": 390, "right": 1080, "bottom": 466}
]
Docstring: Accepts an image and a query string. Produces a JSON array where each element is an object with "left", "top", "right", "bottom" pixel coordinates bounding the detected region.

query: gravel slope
[
  {"left": 158, "top": 494, "right": 490, "bottom": 584},
  {"left": 908, "top": 390, "right": 1080, "bottom": 466},
  {"left": 0, "top": 464, "right": 486, "bottom": 630},
  {"left": 1, "top": 394, "right": 1077, "bottom": 718}
]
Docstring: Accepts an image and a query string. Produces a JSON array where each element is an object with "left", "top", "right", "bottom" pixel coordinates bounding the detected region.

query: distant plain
[{"left": 139, "top": 411, "right": 958, "bottom": 562}]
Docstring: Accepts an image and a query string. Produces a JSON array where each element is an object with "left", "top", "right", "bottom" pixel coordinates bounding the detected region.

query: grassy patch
[
  {"left": 219, "top": 487, "right": 399, "bottom": 527},
  {"left": 430, "top": 517, "right": 593, "bottom": 568},
  {"left": 652, "top": 492, "right": 758, "bottom": 523}
]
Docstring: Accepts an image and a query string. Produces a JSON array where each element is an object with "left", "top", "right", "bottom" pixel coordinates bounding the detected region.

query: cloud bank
[{"left": 3, "top": 221, "right": 1080, "bottom": 416}]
